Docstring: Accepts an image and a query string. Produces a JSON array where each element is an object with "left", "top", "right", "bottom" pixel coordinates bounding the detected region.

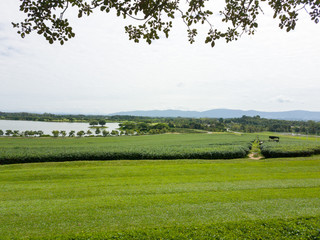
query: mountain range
[{"left": 109, "top": 109, "right": 320, "bottom": 121}]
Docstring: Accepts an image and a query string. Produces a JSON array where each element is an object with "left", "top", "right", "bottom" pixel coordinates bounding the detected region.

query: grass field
[{"left": 1, "top": 156, "right": 320, "bottom": 239}]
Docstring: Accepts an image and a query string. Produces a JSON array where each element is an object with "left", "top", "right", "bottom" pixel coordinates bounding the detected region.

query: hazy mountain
[{"left": 109, "top": 109, "right": 320, "bottom": 121}]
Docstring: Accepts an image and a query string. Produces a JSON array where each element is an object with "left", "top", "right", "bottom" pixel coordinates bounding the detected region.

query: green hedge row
[
  {"left": 261, "top": 142, "right": 320, "bottom": 158},
  {"left": 0, "top": 145, "right": 250, "bottom": 164}
]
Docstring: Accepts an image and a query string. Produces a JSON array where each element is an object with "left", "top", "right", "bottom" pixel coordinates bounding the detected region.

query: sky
[{"left": 1, "top": 1, "right": 319, "bottom": 115}]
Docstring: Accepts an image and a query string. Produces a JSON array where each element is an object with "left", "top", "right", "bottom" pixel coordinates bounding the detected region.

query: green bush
[{"left": 261, "top": 140, "right": 320, "bottom": 158}]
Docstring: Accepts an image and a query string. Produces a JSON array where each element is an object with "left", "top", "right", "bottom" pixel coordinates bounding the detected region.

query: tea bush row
[
  {"left": 261, "top": 141, "right": 320, "bottom": 158},
  {"left": 0, "top": 144, "right": 251, "bottom": 164}
]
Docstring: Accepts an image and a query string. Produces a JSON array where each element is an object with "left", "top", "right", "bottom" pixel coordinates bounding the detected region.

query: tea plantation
[
  {"left": 1, "top": 133, "right": 320, "bottom": 239},
  {"left": 0, "top": 133, "right": 253, "bottom": 164}
]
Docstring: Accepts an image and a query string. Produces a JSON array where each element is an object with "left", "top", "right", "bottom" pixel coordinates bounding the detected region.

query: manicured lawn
[{"left": 1, "top": 156, "right": 320, "bottom": 239}]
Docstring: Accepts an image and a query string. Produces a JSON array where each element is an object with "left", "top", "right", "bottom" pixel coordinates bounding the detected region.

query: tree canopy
[{"left": 13, "top": 0, "right": 320, "bottom": 46}]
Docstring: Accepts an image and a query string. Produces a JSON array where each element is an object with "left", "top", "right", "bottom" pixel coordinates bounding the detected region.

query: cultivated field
[
  {"left": 1, "top": 133, "right": 320, "bottom": 164},
  {"left": 260, "top": 135, "right": 320, "bottom": 157},
  {"left": 0, "top": 133, "right": 254, "bottom": 164},
  {"left": 1, "top": 157, "right": 320, "bottom": 239},
  {"left": 1, "top": 133, "right": 320, "bottom": 239}
]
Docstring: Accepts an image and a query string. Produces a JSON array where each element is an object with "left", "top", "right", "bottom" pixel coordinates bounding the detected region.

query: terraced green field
[{"left": 1, "top": 157, "right": 320, "bottom": 239}]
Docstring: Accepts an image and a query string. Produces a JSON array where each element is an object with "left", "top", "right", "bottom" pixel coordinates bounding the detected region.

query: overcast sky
[{"left": 1, "top": 1, "right": 319, "bottom": 114}]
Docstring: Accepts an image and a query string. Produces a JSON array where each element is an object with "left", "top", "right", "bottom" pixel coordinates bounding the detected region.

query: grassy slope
[{"left": 1, "top": 157, "right": 320, "bottom": 239}]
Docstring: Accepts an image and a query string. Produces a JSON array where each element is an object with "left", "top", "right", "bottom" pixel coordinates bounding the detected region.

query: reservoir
[{"left": 0, "top": 120, "right": 119, "bottom": 135}]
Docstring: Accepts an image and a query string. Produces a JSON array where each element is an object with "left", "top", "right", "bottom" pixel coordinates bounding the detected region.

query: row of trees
[
  {"left": 2, "top": 112, "right": 320, "bottom": 135},
  {"left": 115, "top": 117, "right": 226, "bottom": 132},
  {"left": 0, "top": 112, "right": 108, "bottom": 123},
  {"left": 52, "top": 129, "right": 120, "bottom": 137},
  {"left": 0, "top": 125, "right": 171, "bottom": 137},
  {"left": 111, "top": 115, "right": 320, "bottom": 135},
  {"left": 0, "top": 129, "right": 120, "bottom": 137},
  {"left": 0, "top": 130, "right": 44, "bottom": 137},
  {"left": 227, "top": 115, "right": 320, "bottom": 134},
  {"left": 119, "top": 122, "right": 170, "bottom": 135}
]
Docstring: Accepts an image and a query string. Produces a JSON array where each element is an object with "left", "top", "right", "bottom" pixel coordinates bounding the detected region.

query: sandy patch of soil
[{"left": 248, "top": 153, "right": 263, "bottom": 160}]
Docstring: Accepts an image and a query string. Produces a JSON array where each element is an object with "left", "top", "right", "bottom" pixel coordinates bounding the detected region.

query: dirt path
[
  {"left": 248, "top": 152, "right": 263, "bottom": 160},
  {"left": 248, "top": 139, "right": 264, "bottom": 160}
]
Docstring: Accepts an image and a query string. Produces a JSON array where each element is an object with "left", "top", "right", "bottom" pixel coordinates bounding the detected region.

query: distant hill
[{"left": 109, "top": 109, "right": 320, "bottom": 121}]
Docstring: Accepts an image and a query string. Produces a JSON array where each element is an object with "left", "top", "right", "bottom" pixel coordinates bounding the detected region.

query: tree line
[
  {"left": 0, "top": 129, "right": 120, "bottom": 138},
  {"left": 1, "top": 112, "right": 320, "bottom": 135},
  {"left": 0, "top": 112, "right": 107, "bottom": 122},
  {"left": 110, "top": 115, "right": 320, "bottom": 135}
]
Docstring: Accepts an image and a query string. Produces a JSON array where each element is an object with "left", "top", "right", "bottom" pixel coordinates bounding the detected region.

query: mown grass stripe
[{"left": 1, "top": 157, "right": 320, "bottom": 239}]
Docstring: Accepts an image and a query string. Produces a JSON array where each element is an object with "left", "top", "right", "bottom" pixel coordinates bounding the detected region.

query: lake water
[{"left": 0, "top": 120, "right": 119, "bottom": 135}]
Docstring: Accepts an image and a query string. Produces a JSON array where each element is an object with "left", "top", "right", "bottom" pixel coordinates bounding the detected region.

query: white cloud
[{"left": 271, "top": 95, "right": 294, "bottom": 104}]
